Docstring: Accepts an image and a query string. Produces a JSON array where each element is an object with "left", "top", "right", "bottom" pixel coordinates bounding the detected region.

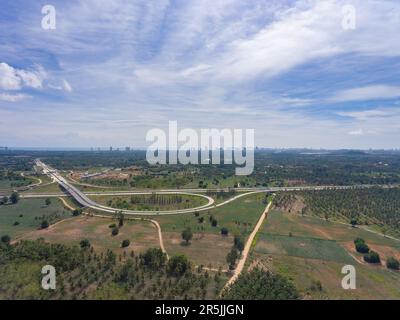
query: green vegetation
[
  {"left": 0, "top": 198, "right": 71, "bottom": 238},
  {"left": 91, "top": 193, "right": 208, "bottom": 211},
  {"left": 155, "top": 193, "right": 266, "bottom": 235},
  {"left": 254, "top": 210, "right": 400, "bottom": 299},
  {"left": 80, "top": 239, "right": 91, "bottom": 248},
  {"left": 167, "top": 254, "right": 191, "bottom": 276},
  {"left": 140, "top": 248, "right": 167, "bottom": 270},
  {"left": 354, "top": 238, "right": 370, "bottom": 254},
  {"left": 10, "top": 192, "right": 20, "bottom": 204},
  {"left": 223, "top": 269, "right": 299, "bottom": 300},
  {"left": 386, "top": 257, "right": 399, "bottom": 270},
  {"left": 364, "top": 251, "right": 381, "bottom": 264},
  {"left": 274, "top": 188, "right": 400, "bottom": 236},
  {"left": 121, "top": 239, "right": 130, "bottom": 248},
  {"left": 181, "top": 228, "right": 193, "bottom": 244},
  {"left": 1, "top": 235, "right": 11, "bottom": 244},
  {"left": 226, "top": 247, "right": 239, "bottom": 269},
  {"left": 255, "top": 233, "right": 354, "bottom": 263},
  {"left": 111, "top": 227, "right": 119, "bottom": 236},
  {"left": 0, "top": 241, "right": 222, "bottom": 299},
  {"left": 221, "top": 227, "right": 229, "bottom": 235}
]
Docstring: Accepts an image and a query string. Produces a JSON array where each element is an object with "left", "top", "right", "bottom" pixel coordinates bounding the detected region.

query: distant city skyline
[{"left": 1, "top": 0, "right": 400, "bottom": 149}]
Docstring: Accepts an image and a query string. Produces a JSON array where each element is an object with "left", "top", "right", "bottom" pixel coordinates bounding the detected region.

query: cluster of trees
[
  {"left": 206, "top": 189, "right": 236, "bottom": 200},
  {"left": 130, "top": 194, "right": 185, "bottom": 205},
  {"left": 251, "top": 151, "right": 400, "bottom": 186},
  {"left": 354, "top": 238, "right": 370, "bottom": 254},
  {"left": 274, "top": 188, "right": 400, "bottom": 236},
  {"left": 108, "top": 194, "right": 198, "bottom": 211},
  {"left": 354, "top": 238, "right": 399, "bottom": 269},
  {"left": 0, "top": 240, "right": 223, "bottom": 299},
  {"left": 0, "top": 170, "right": 30, "bottom": 188},
  {"left": 226, "top": 235, "right": 245, "bottom": 269},
  {"left": 222, "top": 268, "right": 299, "bottom": 300},
  {"left": 0, "top": 192, "right": 19, "bottom": 205},
  {"left": 108, "top": 212, "right": 125, "bottom": 236}
]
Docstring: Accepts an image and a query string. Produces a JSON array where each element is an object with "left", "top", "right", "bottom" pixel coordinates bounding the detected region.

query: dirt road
[{"left": 223, "top": 200, "right": 273, "bottom": 291}]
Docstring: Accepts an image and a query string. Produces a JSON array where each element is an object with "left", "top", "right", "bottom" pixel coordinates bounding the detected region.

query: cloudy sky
[{"left": 0, "top": 0, "right": 400, "bottom": 149}]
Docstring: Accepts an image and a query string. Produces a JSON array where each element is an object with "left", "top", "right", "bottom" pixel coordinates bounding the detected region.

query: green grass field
[
  {"left": 255, "top": 233, "right": 354, "bottom": 263},
  {"left": 263, "top": 210, "right": 400, "bottom": 249},
  {"left": 250, "top": 209, "right": 400, "bottom": 299},
  {"left": 22, "top": 216, "right": 160, "bottom": 254},
  {"left": 154, "top": 192, "right": 268, "bottom": 235},
  {"left": 0, "top": 177, "right": 33, "bottom": 190},
  {"left": 0, "top": 198, "right": 71, "bottom": 239}
]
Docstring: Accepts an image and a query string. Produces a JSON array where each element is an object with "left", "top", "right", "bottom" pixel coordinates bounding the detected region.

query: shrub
[
  {"left": 309, "top": 280, "right": 323, "bottom": 292},
  {"left": 45, "top": 198, "right": 51, "bottom": 206},
  {"left": 211, "top": 218, "right": 218, "bottom": 227},
  {"left": 41, "top": 220, "right": 49, "bottom": 229},
  {"left": 354, "top": 238, "right": 369, "bottom": 254},
  {"left": 111, "top": 227, "right": 119, "bottom": 236},
  {"left": 221, "top": 227, "right": 229, "bottom": 236},
  {"left": 121, "top": 239, "right": 130, "bottom": 248},
  {"left": 140, "top": 248, "right": 167, "bottom": 270},
  {"left": 109, "top": 223, "right": 117, "bottom": 228},
  {"left": 181, "top": 228, "right": 193, "bottom": 244},
  {"left": 364, "top": 251, "right": 381, "bottom": 264},
  {"left": 13, "top": 221, "right": 20, "bottom": 226},
  {"left": 72, "top": 209, "right": 82, "bottom": 216},
  {"left": 234, "top": 235, "right": 245, "bottom": 252},
  {"left": 1, "top": 196, "right": 8, "bottom": 205},
  {"left": 386, "top": 256, "right": 400, "bottom": 270},
  {"left": 167, "top": 254, "right": 191, "bottom": 276},
  {"left": 10, "top": 192, "right": 19, "bottom": 204},
  {"left": 226, "top": 248, "right": 239, "bottom": 268},
  {"left": 1, "top": 235, "right": 11, "bottom": 244},
  {"left": 80, "top": 239, "right": 91, "bottom": 248}
]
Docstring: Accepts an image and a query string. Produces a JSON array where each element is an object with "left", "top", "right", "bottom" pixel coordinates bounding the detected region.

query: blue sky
[{"left": 1, "top": 0, "right": 400, "bottom": 149}]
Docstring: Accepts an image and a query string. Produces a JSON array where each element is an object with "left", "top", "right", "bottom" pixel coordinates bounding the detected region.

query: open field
[
  {"left": 21, "top": 182, "right": 61, "bottom": 194},
  {"left": 0, "top": 198, "right": 71, "bottom": 239},
  {"left": 249, "top": 210, "right": 400, "bottom": 299},
  {"left": 153, "top": 192, "right": 267, "bottom": 235},
  {"left": 163, "top": 232, "right": 233, "bottom": 269},
  {"left": 263, "top": 210, "right": 400, "bottom": 249},
  {"left": 255, "top": 233, "right": 354, "bottom": 264},
  {"left": 0, "top": 176, "right": 33, "bottom": 191},
  {"left": 22, "top": 215, "right": 160, "bottom": 254}
]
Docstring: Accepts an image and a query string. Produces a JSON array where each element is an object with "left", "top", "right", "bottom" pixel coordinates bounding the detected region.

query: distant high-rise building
[
  {"left": 125, "top": 146, "right": 131, "bottom": 152},
  {"left": 110, "top": 146, "right": 113, "bottom": 152}
]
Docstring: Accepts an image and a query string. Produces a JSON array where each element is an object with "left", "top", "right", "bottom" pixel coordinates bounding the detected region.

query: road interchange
[{"left": 33, "top": 159, "right": 393, "bottom": 216}]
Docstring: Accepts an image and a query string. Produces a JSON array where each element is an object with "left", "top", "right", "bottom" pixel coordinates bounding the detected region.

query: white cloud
[
  {"left": 337, "top": 108, "right": 398, "bottom": 121},
  {"left": 331, "top": 85, "right": 400, "bottom": 102},
  {"left": 0, "top": 63, "right": 21, "bottom": 90},
  {"left": 0, "top": 93, "right": 31, "bottom": 102},
  {"left": 0, "top": 62, "right": 45, "bottom": 90},
  {"left": 348, "top": 128, "right": 363, "bottom": 136},
  {"left": 63, "top": 80, "right": 73, "bottom": 92}
]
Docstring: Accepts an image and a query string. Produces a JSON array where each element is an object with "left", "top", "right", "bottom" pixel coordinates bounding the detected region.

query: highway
[{"left": 35, "top": 159, "right": 215, "bottom": 215}]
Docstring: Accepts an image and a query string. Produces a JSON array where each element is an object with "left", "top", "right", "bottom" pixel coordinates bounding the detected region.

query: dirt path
[
  {"left": 58, "top": 196, "right": 76, "bottom": 211},
  {"left": 22, "top": 195, "right": 169, "bottom": 257},
  {"left": 222, "top": 200, "right": 273, "bottom": 292}
]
